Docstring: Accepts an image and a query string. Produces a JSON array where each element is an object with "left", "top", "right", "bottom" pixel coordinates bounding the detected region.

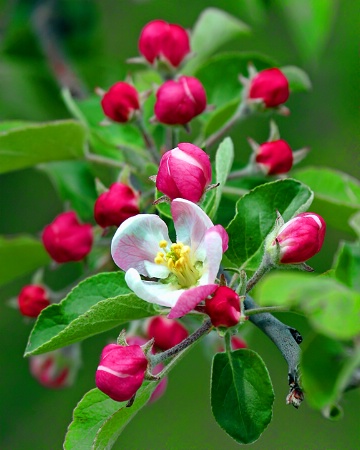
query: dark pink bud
[
  {"left": 139, "top": 20, "right": 190, "bottom": 68},
  {"left": 205, "top": 286, "right": 241, "bottom": 328},
  {"left": 156, "top": 143, "right": 211, "bottom": 202},
  {"left": 42, "top": 211, "right": 93, "bottom": 263},
  {"left": 147, "top": 316, "right": 188, "bottom": 351},
  {"left": 94, "top": 182, "right": 140, "bottom": 228},
  {"left": 95, "top": 344, "right": 148, "bottom": 402},
  {"left": 149, "top": 363, "right": 168, "bottom": 403},
  {"left": 255, "top": 139, "right": 293, "bottom": 175},
  {"left": 18, "top": 284, "right": 50, "bottom": 318},
  {"left": 154, "top": 76, "right": 206, "bottom": 125},
  {"left": 249, "top": 68, "right": 289, "bottom": 108},
  {"left": 274, "top": 212, "right": 326, "bottom": 264},
  {"left": 101, "top": 82, "right": 140, "bottom": 123}
]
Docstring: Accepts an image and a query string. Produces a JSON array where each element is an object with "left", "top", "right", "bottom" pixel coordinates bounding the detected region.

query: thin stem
[
  {"left": 224, "top": 332, "right": 232, "bottom": 353},
  {"left": 136, "top": 119, "right": 160, "bottom": 164},
  {"left": 246, "top": 253, "right": 273, "bottom": 293},
  {"left": 204, "top": 102, "right": 251, "bottom": 149},
  {"left": 221, "top": 186, "right": 249, "bottom": 197},
  {"left": 150, "top": 319, "right": 213, "bottom": 366},
  {"left": 85, "top": 152, "right": 125, "bottom": 169},
  {"left": 245, "top": 306, "right": 290, "bottom": 316},
  {"left": 227, "top": 165, "right": 256, "bottom": 180}
]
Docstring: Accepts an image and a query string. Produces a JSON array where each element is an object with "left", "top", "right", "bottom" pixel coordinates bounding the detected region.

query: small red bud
[
  {"left": 255, "top": 139, "right": 293, "bottom": 175},
  {"left": 249, "top": 68, "right": 289, "bottom": 108},
  {"left": 101, "top": 82, "right": 140, "bottom": 123},
  {"left": 147, "top": 316, "right": 188, "bottom": 351},
  {"left": 95, "top": 344, "right": 148, "bottom": 402},
  {"left": 94, "top": 182, "right": 140, "bottom": 228},
  {"left": 156, "top": 143, "right": 211, "bottom": 203},
  {"left": 205, "top": 286, "right": 241, "bottom": 328},
  {"left": 42, "top": 211, "right": 93, "bottom": 263},
  {"left": 139, "top": 20, "right": 190, "bottom": 68},
  {"left": 154, "top": 76, "right": 206, "bottom": 125},
  {"left": 18, "top": 284, "right": 50, "bottom": 318},
  {"left": 274, "top": 212, "right": 326, "bottom": 264}
]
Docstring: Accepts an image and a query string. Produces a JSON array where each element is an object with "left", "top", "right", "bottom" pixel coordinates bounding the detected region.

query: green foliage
[
  {"left": 226, "top": 179, "right": 313, "bottom": 270},
  {"left": 333, "top": 241, "right": 360, "bottom": 291},
  {"left": 280, "top": 65, "right": 312, "bottom": 92},
  {"left": 211, "top": 349, "right": 274, "bottom": 444},
  {"left": 293, "top": 167, "right": 360, "bottom": 234},
  {"left": 0, "top": 120, "right": 86, "bottom": 174},
  {"left": 0, "top": 236, "right": 50, "bottom": 287},
  {"left": 25, "top": 272, "right": 159, "bottom": 356},
  {"left": 256, "top": 272, "right": 360, "bottom": 340}
]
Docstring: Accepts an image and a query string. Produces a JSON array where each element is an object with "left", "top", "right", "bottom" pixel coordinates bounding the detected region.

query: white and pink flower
[{"left": 111, "top": 199, "right": 228, "bottom": 318}]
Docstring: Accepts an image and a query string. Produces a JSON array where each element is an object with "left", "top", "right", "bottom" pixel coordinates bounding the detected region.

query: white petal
[
  {"left": 171, "top": 199, "right": 213, "bottom": 258},
  {"left": 125, "top": 268, "right": 183, "bottom": 308},
  {"left": 111, "top": 214, "right": 171, "bottom": 277},
  {"left": 198, "top": 229, "right": 223, "bottom": 284}
]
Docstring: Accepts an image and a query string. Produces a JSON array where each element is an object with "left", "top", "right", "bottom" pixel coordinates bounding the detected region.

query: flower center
[{"left": 154, "top": 240, "right": 200, "bottom": 288}]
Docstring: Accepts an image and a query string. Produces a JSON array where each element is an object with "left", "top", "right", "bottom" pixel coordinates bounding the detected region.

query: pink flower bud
[
  {"left": 139, "top": 20, "right": 190, "bottom": 68},
  {"left": 255, "top": 139, "right": 293, "bottom": 175},
  {"left": 95, "top": 344, "right": 148, "bottom": 402},
  {"left": 42, "top": 211, "right": 93, "bottom": 263},
  {"left": 101, "top": 82, "right": 140, "bottom": 123},
  {"left": 18, "top": 284, "right": 50, "bottom": 318},
  {"left": 147, "top": 316, "right": 188, "bottom": 351},
  {"left": 94, "top": 182, "right": 140, "bottom": 228},
  {"left": 30, "top": 346, "right": 79, "bottom": 389},
  {"left": 205, "top": 286, "right": 241, "bottom": 328},
  {"left": 249, "top": 68, "right": 289, "bottom": 108},
  {"left": 274, "top": 212, "right": 326, "bottom": 264},
  {"left": 156, "top": 143, "right": 211, "bottom": 202},
  {"left": 154, "top": 76, "right": 206, "bottom": 125}
]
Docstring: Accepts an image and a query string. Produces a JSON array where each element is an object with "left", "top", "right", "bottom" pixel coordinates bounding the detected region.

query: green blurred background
[{"left": 0, "top": 0, "right": 359, "bottom": 449}]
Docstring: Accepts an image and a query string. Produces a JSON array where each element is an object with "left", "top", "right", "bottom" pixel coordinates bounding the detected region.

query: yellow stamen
[{"left": 159, "top": 240, "right": 168, "bottom": 249}]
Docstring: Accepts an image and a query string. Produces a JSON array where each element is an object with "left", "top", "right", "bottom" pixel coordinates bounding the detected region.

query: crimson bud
[
  {"left": 139, "top": 20, "right": 190, "bottom": 68},
  {"left": 95, "top": 344, "right": 148, "bottom": 402},
  {"left": 154, "top": 76, "right": 206, "bottom": 125},
  {"left": 147, "top": 316, "right": 188, "bottom": 351},
  {"left": 205, "top": 286, "right": 241, "bottom": 328},
  {"left": 156, "top": 143, "right": 211, "bottom": 203},
  {"left": 274, "top": 212, "right": 326, "bottom": 264},
  {"left": 255, "top": 139, "right": 293, "bottom": 175},
  {"left": 18, "top": 284, "right": 50, "bottom": 318},
  {"left": 94, "top": 182, "right": 140, "bottom": 228},
  {"left": 101, "top": 82, "right": 140, "bottom": 123},
  {"left": 42, "top": 211, "right": 93, "bottom": 263},
  {"left": 249, "top": 68, "right": 289, "bottom": 108}
]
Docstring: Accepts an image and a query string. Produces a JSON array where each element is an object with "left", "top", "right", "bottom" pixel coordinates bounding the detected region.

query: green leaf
[
  {"left": 281, "top": 65, "right": 312, "bottom": 92},
  {"left": 25, "top": 272, "right": 158, "bottom": 356},
  {"left": 203, "top": 97, "right": 240, "bottom": 138},
  {"left": 211, "top": 349, "right": 274, "bottom": 444},
  {"left": 40, "top": 161, "right": 97, "bottom": 222},
  {"left": 0, "top": 120, "right": 86, "bottom": 174},
  {"left": 349, "top": 211, "right": 360, "bottom": 238},
  {"left": 256, "top": 272, "right": 360, "bottom": 340},
  {"left": 333, "top": 241, "right": 360, "bottom": 291},
  {"left": 293, "top": 167, "right": 360, "bottom": 234},
  {"left": 184, "top": 8, "right": 250, "bottom": 74},
  {"left": 0, "top": 121, "right": 35, "bottom": 132},
  {"left": 275, "top": 0, "right": 336, "bottom": 62},
  {"left": 226, "top": 179, "right": 313, "bottom": 270},
  {"left": 0, "top": 235, "right": 50, "bottom": 287},
  {"left": 205, "top": 138, "right": 234, "bottom": 220}
]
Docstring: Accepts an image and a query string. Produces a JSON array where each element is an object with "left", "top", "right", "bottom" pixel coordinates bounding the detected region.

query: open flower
[{"left": 111, "top": 199, "right": 228, "bottom": 318}]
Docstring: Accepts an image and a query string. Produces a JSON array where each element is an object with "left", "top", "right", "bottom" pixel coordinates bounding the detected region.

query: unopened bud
[
  {"left": 147, "top": 316, "right": 188, "bottom": 351},
  {"left": 255, "top": 139, "right": 293, "bottom": 175},
  {"left": 249, "top": 68, "right": 289, "bottom": 108},
  {"left": 101, "top": 82, "right": 140, "bottom": 123},
  {"left": 205, "top": 286, "right": 241, "bottom": 328},
  {"left": 18, "top": 284, "right": 50, "bottom": 318}
]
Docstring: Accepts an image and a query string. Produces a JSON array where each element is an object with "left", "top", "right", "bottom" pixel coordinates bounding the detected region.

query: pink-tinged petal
[
  {"left": 125, "top": 268, "right": 183, "bottom": 308},
  {"left": 168, "top": 284, "right": 218, "bottom": 319},
  {"left": 171, "top": 199, "right": 213, "bottom": 256},
  {"left": 177, "top": 143, "right": 212, "bottom": 185},
  {"left": 198, "top": 230, "right": 223, "bottom": 285},
  {"left": 111, "top": 214, "right": 171, "bottom": 277},
  {"left": 208, "top": 225, "right": 228, "bottom": 252}
]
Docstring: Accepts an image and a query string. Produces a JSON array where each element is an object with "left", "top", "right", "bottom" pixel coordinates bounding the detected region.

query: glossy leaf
[
  {"left": 256, "top": 272, "right": 360, "bottom": 340},
  {"left": 0, "top": 235, "right": 50, "bottom": 287},
  {"left": 226, "top": 179, "right": 313, "bottom": 270},
  {"left": 0, "top": 120, "right": 86, "bottom": 174},
  {"left": 211, "top": 349, "right": 274, "bottom": 444},
  {"left": 293, "top": 167, "right": 360, "bottom": 234},
  {"left": 25, "top": 272, "right": 158, "bottom": 356}
]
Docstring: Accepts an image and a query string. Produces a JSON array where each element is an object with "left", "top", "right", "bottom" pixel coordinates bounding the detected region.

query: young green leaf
[
  {"left": 281, "top": 66, "right": 312, "bottom": 92},
  {"left": 24, "top": 272, "right": 158, "bottom": 356},
  {"left": 333, "top": 241, "right": 360, "bottom": 291},
  {"left": 0, "top": 235, "right": 50, "bottom": 287},
  {"left": 226, "top": 178, "right": 313, "bottom": 270},
  {"left": 0, "top": 120, "right": 86, "bottom": 174},
  {"left": 211, "top": 349, "right": 274, "bottom": 444}
]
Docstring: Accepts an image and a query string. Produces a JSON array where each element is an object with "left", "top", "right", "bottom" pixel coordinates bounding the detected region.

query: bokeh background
[{"left": 0, "top": 0, "right": 359, "bottom": 449}]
